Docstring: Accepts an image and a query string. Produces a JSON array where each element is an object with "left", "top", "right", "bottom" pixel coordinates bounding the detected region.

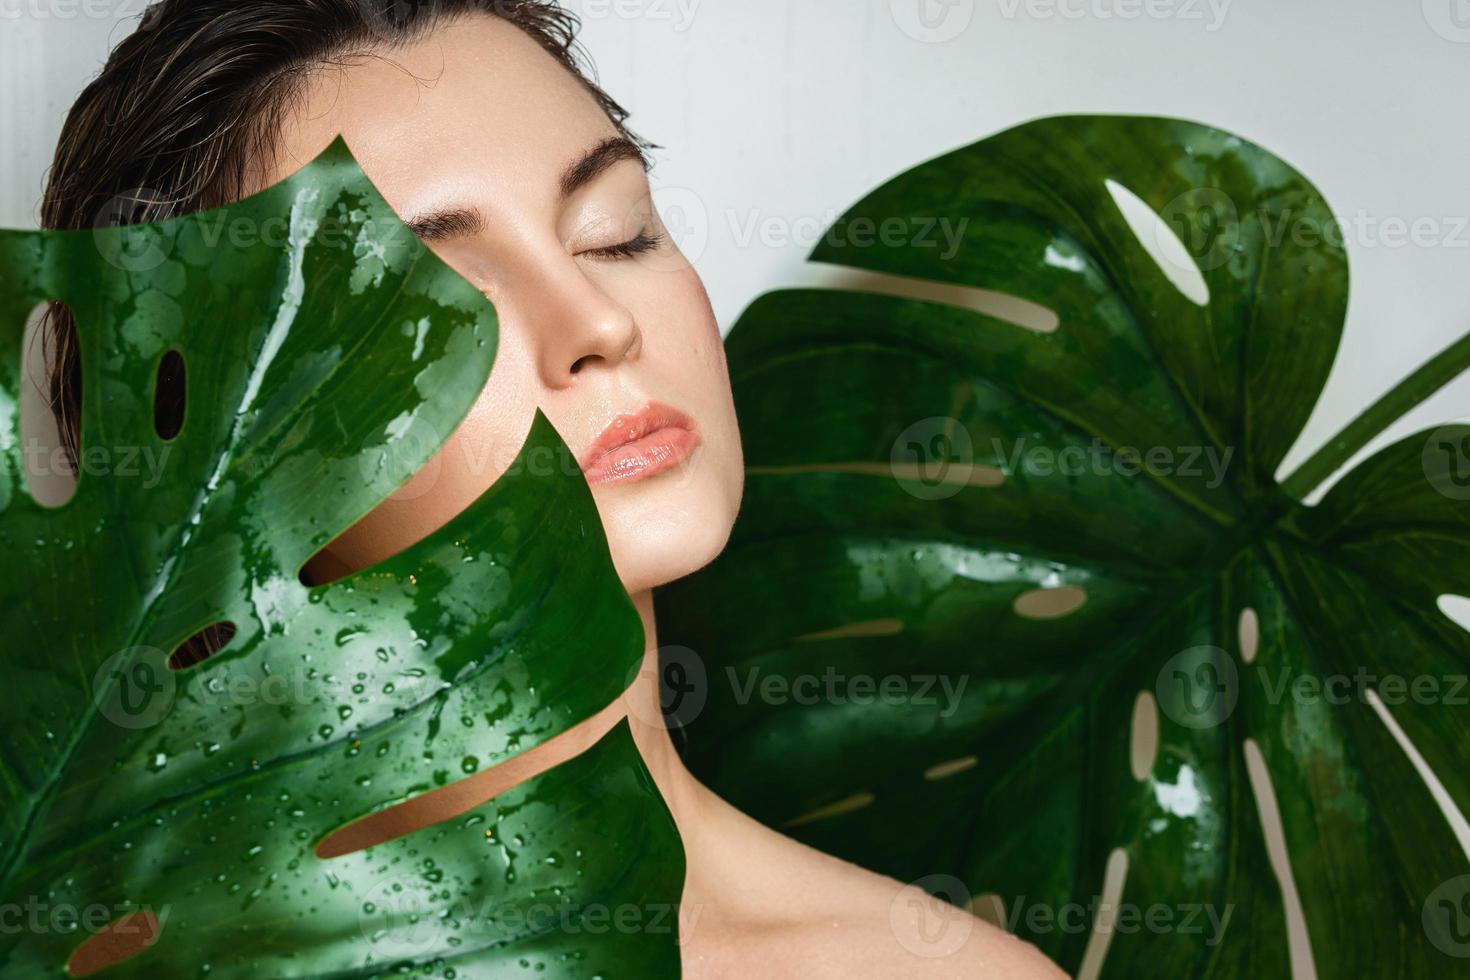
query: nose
[{"left": 526, "top": 260, "right": 642, "bottom": 389}]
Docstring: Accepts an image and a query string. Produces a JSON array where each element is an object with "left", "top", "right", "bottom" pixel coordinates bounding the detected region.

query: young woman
[{"left": 41, "top": 2, "right": 1065, "bottom": 976}]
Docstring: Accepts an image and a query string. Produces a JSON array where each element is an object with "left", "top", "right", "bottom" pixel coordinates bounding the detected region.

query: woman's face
[{"left": 258, "top": 14, "right": 743, "bottom": 596}]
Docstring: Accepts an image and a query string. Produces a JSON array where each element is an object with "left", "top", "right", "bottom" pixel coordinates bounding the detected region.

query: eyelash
[{"left": 582, "top": 228, "right": 666, "bottom": 260}]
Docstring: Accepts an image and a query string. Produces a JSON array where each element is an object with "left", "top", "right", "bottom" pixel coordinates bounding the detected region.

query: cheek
[
  {"left": 660, "top": 268, "right": 739, "bottom": 451},
  {"left": 646, "top": 272, "right": 744, "bottom": 497},
  {"left": 642, "top": 268, "right": 727, "bottom": 379},
  {"left": 675, "top": 267, "right": 724, "bottom": 346}
]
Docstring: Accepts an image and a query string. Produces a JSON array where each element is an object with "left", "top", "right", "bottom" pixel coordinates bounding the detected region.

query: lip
[{"left": 580, "top": 401, "right": 700, "bottom": 487}]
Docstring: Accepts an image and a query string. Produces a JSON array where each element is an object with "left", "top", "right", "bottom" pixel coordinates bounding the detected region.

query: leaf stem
[{"left": 1281, "top": 330, "right": 1470, "bottom": 500}]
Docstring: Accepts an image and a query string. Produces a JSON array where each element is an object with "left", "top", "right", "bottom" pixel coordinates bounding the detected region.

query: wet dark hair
[{"left": 40, "top": 0, "right": 643, "bottom": 665}]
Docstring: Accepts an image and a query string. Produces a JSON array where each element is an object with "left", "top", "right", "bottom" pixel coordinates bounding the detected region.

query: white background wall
[
  {"left": 4, "top": 5, "right": 1468, "bottom": 971},
  {"left": 3, "top": 0, "right": 1468, "bottom": 491}
]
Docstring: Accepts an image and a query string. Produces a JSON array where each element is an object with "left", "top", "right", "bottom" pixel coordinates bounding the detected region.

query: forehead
[{"left": 261, "top": 14, "right": 621, "bottom": 214}]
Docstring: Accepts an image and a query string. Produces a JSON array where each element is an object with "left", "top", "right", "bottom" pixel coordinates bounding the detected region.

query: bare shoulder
[
  {"left": 684, "top": 825, "right": 1068, "bottom": 980},
  {"left": 828, "top": 862, "right": 1068, "bottom": 979}
]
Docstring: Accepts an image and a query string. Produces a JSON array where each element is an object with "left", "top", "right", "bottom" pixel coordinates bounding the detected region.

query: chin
[{"left": 597, "top": 464, "right": 742, "bottom": 596}]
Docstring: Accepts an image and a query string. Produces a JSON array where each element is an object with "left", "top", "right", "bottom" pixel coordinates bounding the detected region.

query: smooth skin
[{"left": 256, "top": 14, "right": 1066, "bottom": 979}]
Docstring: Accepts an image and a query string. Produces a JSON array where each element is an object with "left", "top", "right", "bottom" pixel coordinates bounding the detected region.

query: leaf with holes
[
  {"left": 0, "top": 139, "right": 682, "bottom": 978},
  {"left": 658, "top": 114, "right": 1470, "bottom": 978}
]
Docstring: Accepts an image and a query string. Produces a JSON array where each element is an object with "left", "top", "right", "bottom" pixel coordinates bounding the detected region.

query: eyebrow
[
  {"left": 404, "top": 136, "right": 650, "bottom": 243},
  {"left": 559, "top": 136, "right": 648, "bottom": 198}
]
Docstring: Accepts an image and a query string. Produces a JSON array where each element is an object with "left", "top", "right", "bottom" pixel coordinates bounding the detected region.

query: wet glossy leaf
[
  {"left": 0, "top": 140, "right": 681, "bottom": 978},
  {"left": 661, "top": 115, "right": 1470, "bottom": 977}
]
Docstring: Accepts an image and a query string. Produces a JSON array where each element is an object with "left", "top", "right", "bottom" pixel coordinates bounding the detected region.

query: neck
[
  {"left": 625, "top": 591, "right": 799, "bottom": 943},
  {"left": 623, "top": 590, "right": 707, "bottom": 834}
]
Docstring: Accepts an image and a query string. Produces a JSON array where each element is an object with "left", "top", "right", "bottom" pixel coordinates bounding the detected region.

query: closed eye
[{"left": 580, "top": 229, "right": 666, "bottom": 260}]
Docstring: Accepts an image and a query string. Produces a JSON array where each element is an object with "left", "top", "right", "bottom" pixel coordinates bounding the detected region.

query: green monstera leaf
[
  {"left": 660, "top": 115, "right": 1470, "bottom": 977},
  {"left": 1, "top": 140, "right": 682, "bottom": 978}
]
